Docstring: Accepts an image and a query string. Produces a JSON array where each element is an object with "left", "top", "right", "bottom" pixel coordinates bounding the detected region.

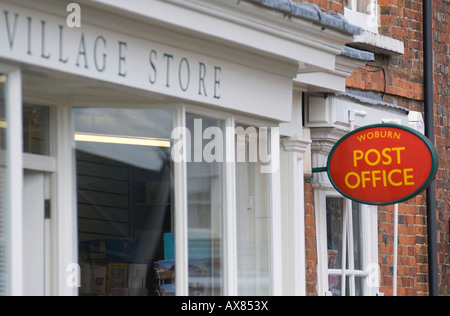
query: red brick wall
[
  {"left": 378, "top": 0, "right": 449, "bottom": 297},
  {"left": 298, "top": 0, "right": 449, "bottom": 296},
  {"left": 304, "top": 182, "right": 318, "bottom": 296},
  {"left": 432, "top": 0, "right": 450, "bottom": 297},
  {"left": 378, "top": 197, "right": 429, "bottom": 296}
]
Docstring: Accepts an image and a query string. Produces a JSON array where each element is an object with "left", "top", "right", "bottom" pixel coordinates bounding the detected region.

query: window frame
[
  {"left": 315, "top": 189, "right": 379, "bottom": 296},
  {"left": 344, "top": 0, "right": 379, "bottom": 33},
  {"left": 0, "top": 64, "right": 23, "bottom": 296}
]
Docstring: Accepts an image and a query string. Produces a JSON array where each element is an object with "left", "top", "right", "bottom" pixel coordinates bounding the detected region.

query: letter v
[{"left": 5, "top": 11, "right": 19, "bottom": 50}]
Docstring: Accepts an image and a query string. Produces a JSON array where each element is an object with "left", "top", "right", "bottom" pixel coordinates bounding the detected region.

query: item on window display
[
  {"left": 92, "top": 266, "right": 107, "bottom": 295},
  {"left": 107, "top": 263, "right": 128, "bottom": 292},
  {"left": 328, "top": 250, "right": 338, "bottom": 269},
  {"left": 128, "top": 264, "right": 147, "bottom": 289}
]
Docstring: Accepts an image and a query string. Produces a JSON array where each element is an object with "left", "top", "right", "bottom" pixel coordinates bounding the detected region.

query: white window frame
[
  {"left": 21, "top": 99, "right": 59, "bottom": 297},
  {"left": 0, "top": 64, "right": 23, "bottom": 296},
  {"left": 344, "top": 0, "right": 379, "bottom": 33},
  {"left": 185, "top": 105, "right": 282, "bottom": 296},
  {"left": 0, "top": 68, "right": 74, "bottom": 296},
  {"left": 315, "top": 189, "right": 379, "bottom": 296}
]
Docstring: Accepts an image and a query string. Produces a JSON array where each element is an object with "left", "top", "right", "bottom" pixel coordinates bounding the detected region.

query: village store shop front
[{"left": 0, "top": 0, "right": 363, "bottom": 296}]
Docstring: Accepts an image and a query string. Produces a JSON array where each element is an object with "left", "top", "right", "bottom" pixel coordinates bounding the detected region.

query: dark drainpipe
[{"left": 423, "top": 0, "right": 439, "bottom": 296}]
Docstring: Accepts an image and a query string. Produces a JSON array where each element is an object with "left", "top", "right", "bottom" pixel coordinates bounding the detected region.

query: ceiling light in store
[{"left": 74, "top": 132, "right": 171, "bottom": 148}]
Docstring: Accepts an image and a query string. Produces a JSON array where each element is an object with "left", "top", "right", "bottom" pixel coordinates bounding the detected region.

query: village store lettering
[
  {"left": 0, "top": 10, "right": 222, "bottom": 99},
  {"left": 327, "top": 125, "right": 438, "bottom": 205}
]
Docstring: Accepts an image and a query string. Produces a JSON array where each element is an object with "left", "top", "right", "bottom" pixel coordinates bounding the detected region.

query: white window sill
[
  {"left": 344, "top": 8, "right": 404, "bottom": 56},
  {"left": 350, "top": 30, "right": 405, "bottom": 56}
]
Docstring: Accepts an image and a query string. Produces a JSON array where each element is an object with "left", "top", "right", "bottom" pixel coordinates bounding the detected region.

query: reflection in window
[
  {"left": 0, "top": 73, "right": 7, "bottom": 295},
  {"left": 186, "top": 114, "right": 224, "bottom": 296},
  {"left": 236, "top": 125, "right": 271, "bottom": 296},
  {"left": 23, "top": 104, "right": 50, "bottom": 155},
  {"left": 327, "top": 198, "right": 344, "bottom": 271},
  {"left": 74, "top": 108, "right": 174, "bottom": 296},
  {"left": 344, "top": 0, "right": 375, "bottom": 14}
]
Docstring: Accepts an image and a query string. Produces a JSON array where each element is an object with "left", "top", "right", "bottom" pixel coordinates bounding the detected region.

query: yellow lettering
[
  {"left": 392, "top": 147, "right": 406, "bottom": 164},
  {"left": 345, "top": 172, "right": 361, "bottom": 189},
  {"left": 365, "top": 149, "right": 381, "bottom": 166},
  {"left": 382, "top": 148, "right": 392, "bottom": 165},
  {"left": 372, "top": 170, "right": 382, "bottom": 188},
  {"left": 344, "top": 168, "right": 415, "bottom": 190},
  {"left": 382, "top": 170, "right": 388, "bottom": 187},
  {"left": 361, "top": 171, "right": 371, "bottom": 188},
  {"left": 353, "top": 150, "right": 364, "bottom": 167},
  {"left": 388, "top": 169, "right": 403, "bottom": 186},
  {"left": 404, "top": 168, "right": 415, "bottom": 186}
]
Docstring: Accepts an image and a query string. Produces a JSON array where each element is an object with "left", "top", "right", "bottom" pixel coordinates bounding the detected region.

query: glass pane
[
  {"left": 0, "top": 73, "right": 7, "bottom": 295},
  {"left": 355, "top": 276, "right": 364, "bottom": 296},
  {"left": 23, "top": 104, "right": 50, "bottom": 155},
  {"left": 74, "top": 108, "right": 174, "bottom": 296},
  {"left": 328, "top": 275, "right": 342, "bottom": 296},
  {"left": 186, "top": 114, "right": 224, "bottom": 296},
  {"left": 236, "top": 125, "right": 271, "bottom": 296},
  {"left": 357, "top": 0, "right": 372, "bottom": 14},
  {"left": 326, "top": 198, "right": 344, "bottom": 270}
]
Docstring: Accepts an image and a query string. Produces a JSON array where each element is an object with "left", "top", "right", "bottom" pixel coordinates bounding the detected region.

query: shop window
[
  {"left": 186, "top": 114, "right": 225, "bottom": 296},
  {"left": 23, "top": 104, "right": 50, "bottom": 155},
  {"left": 73, "top": 108, "right": 276, "bottom": 296},
  {"left": 0, "top": 73, "right": 7, "bottom": 295},
  {"left": 74, "top": 108, "right": 174, "bottom": 296},
  {"left": 344, "top": 0, "right": 378, "bottom": 33},
  {"left": 236, "top": 125, "right": 271, "bottom": 296}
]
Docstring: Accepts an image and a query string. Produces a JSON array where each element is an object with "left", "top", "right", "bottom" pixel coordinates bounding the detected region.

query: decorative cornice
[{"left": 283, "top": 137, "right": 312, "bottom": 155}]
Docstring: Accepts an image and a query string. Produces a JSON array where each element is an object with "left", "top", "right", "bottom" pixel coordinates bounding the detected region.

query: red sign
[{"left": 327, "top": 124, "right": 438, "bottom": 205}]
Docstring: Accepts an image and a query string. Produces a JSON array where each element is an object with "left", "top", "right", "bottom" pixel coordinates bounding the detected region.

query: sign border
[{"left": 327, "top": 124, "right": 439, "bottom": 206}]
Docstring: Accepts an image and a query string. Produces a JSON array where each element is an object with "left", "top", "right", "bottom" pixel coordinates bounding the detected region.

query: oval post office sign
[{"left": 327, "top": 124, "right": 438, "bottom": 206}]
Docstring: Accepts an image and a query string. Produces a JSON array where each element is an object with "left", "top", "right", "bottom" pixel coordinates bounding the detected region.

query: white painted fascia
[{"left": 84, "top": 0, "right": 354, "bottom": 72}]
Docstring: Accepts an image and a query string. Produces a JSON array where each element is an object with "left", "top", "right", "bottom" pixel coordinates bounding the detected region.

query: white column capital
[{"left": 282, "top": 137, "right": 311, "bottom": 156}]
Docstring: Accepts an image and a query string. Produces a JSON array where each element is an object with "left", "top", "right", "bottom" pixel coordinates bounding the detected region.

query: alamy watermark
[
  {"left": 66, "top": 3, "right": 81, "bottom": 28},
  {"left": 171, "top": 119, "right": 279, "bottom": 174}
]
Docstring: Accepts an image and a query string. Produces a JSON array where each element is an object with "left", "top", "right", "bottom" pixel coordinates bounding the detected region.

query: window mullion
[
  {"left": 224, "top": 117, "right": 237, "bottom": 296},
  {"left": 5, "top": 69, "right": 23, "bottom": 296},
  {"left": 340, "top": 199, "right": 349, "bottom": 296},
  {"left": 174, "top": 106, "right": 189, "bottom": 296},
  {"left": 269, "top": 126, "right": 283, "bottom": 295}
]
